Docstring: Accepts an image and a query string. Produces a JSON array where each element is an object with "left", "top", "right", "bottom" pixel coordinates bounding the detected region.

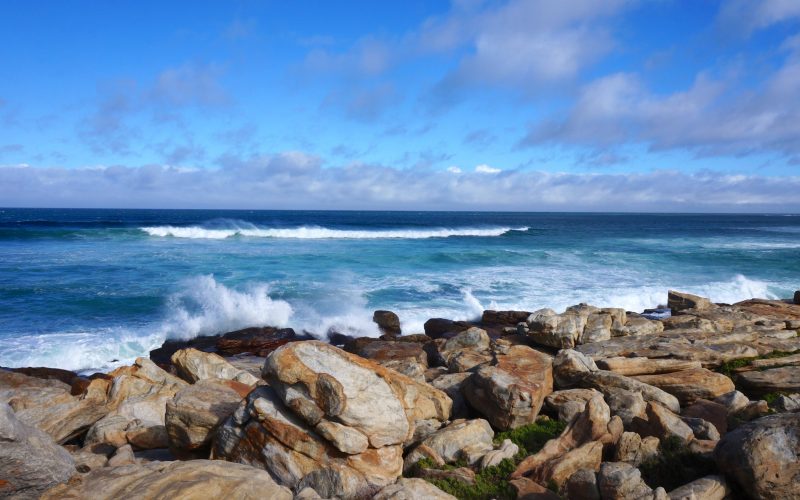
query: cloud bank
[{"left": 2, "top": 155, "right": 798, "bottom": 212}]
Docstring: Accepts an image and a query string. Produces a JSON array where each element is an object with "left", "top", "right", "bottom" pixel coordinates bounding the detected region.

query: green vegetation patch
[
  {"left": 415, "top": 418, "right": 567, "bottom": 500},
  {"left": 639, "top": 436, "right": 717, "bottom": 491},
  {"left": 716, "top": 349, "right": 800, "bottom": 377}
]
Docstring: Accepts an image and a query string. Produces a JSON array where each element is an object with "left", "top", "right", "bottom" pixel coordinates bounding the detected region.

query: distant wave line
[{"left": 139, "top": 225, "right": 530, "bottom": 240}]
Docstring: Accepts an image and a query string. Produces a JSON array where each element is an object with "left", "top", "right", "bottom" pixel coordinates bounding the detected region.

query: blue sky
[{"left": 2, "top": 0, "right": 800, "bottom": 211}]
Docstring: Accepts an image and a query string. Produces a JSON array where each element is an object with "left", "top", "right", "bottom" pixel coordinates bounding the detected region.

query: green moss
[
  {"left": 493, "top": 417, "right": 567, "bottom": 457},
  {"left": 639, "top": 437, "right": 717, "bottom": 491},
  {"left": 415, "top": 418, "right": 567, "bottom": 500},
  {"left": 716, "top": 349, "right": 800, "bottom": 377}
]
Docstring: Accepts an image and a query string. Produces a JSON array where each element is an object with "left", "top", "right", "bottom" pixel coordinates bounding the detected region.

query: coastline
[{"left": 2, "top": 288, "right": 800, "bottom": 499}]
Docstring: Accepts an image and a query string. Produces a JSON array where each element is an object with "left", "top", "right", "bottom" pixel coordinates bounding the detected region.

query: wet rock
[
  {"left": 714, "top": 412, "right": 800, "bottom": 499},
  {"left": 668, "top": 291, "right": 714, "bottom": 312},
  {"left": 462, "top": 345, "right": 553, "bottom": 430},
  {"left": 165, "top": 378, "right": 247, "bottom": 453},
  {"left": 667, "top": 475, "right": 729, "bottom": 500},
  {"left": 170, "top": 348, "right": 261, "bottom": 386},
  {"left": 632, "top": 368, "right": 735, "bottom": 406},
  {"left": 373, "top": 478, "right": 457, "bottom": 500},
  {"left": 0, "top": 403, "right": 75, "bottom": 499},
  {"left": 41, "top": 460, "right": 292, "bottom": 500},
  {"left": 373, "top": 310, "right": 401, "bottom": 336}
]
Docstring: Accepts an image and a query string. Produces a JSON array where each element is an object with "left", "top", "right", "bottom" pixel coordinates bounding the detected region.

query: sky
[{"left": 1, "top": 0, "right": 800, "bottom": 211}]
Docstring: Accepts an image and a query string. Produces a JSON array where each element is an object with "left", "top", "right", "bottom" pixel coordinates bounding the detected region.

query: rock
[
  {"left": 0, "top": 369, "right": 109, "bottom": 444},
  {"left": 632, "top": 402, "right": 694, "bottom": 444},
  {"left": 213, "top": 384, "right": 402, "bottom": 495},
  {"left": 509, "top": 477, "right": 560, "bottom": 499},
  {"left": 614, "top": 432, "right": 659, "bottom": 466},
  {"left": 526, "top": 308, "right": 587, "bottom": 349},
  {"left": 0, "top": 403, "right": 75, "bottom": 499},
  {"left": 616, "top": 315, "right": 665, "bottom": 337},
  {"left": 668, "top": 290, "right": 714, "bottom": 312},
  {"left": 633, "top": 368, "right": 735, "bottom": 406},
  {"left": 462, "top": 345, "right": 553, "bottom": 430},
  {"left": 750, "top": 352, "right": 800, "bottom": 369},
  {"left": 542, "top": 440, "right": 603, "bottom": 491},
  {"left": 735, "top": 298, "right": 800, "bottom": 321},
  {"left": 681, "top": 417, "right": 720, "bottom": 441},
  {"left": 41, "top": 459, "right": 292, "bottom": 500},
  {"left": 596, "top": 357, "right": 701, "bottom": 376},
  {"left": 545, "top": 389, "right": 600, "bottom": 423},
  {"left": 597, "top": 462, "right": 658, "bottom": 500},
  {"left": 605, "top": 388, "right": 647, "bottom": 427},
  {"left": 480, "top": 439, "right": 519, "bottom": 469},
  {"left": 165, "top": 378, "right": 247, "bottom": 452},
  {"left": 8, "top": 366, "right": 82, "bottom": 387},
  {"left": 579, "top": 311, "right": 614, "bottom": 344},
  {"left": 437, "top": 327, "right": 492, "bottom": 371},
  {"left": 107, "top": 444, "right": 135, "bottom": 467},
  {"left": 482, "top": 310, "right": 531, "bottom": 326},
  {"left": 736, "top": 366, "right": 800, "bottom": 398},
  {"left": 315, "top": 420, "right": 370, "bottom": 455},
  {"left": 170, "top": 348, "right": 261, "bottom": 386},
  {"left": 373, "top": 310, "right": 401, "bottom": 336},
  {"left": 417, "top": 466, "right": 476, "bottom": 485},
  {"left": 553, "top": 350, "right": 598, "bottom": 388},
  {"left": 730, "top": 400, "right": 770, "bottom": 425},
  {"left": 263, "top": 341, "right": 450, "bottom": 446},
  {"left": 681, "top": 399, "right": 727, "bottom": 435},
  {"left": 713, "top": 390, "right": 749, "bottom": 414},
  {"left": 795, "top": 290, "right": 800, "bottom": 305},
  {"left": 431, "top": 373, "right": 471, "bottom": 419},
  {"left": 424, "top": 318, "right": 472, "bottom": 339},
  {"left": 667, "top": 475, "right": 729, "bottom": 500},
  {"left": 294, "top": 487, "right": 323, "bottom": 499},
  {"left": 71, "top": 443, "right": 114, "bottom": 472},
  {"left": 565, "top": 468, "right": 600, "bottom": 500},
  {"left": 373, "top": 478, "right": 457, "bottom": 500},
  {"left": 512, "top": 394, "right": 613, "bottom": 481},
  {"left": 580, "top": 370, "right": 681, "bottom": 414},
  {"left": 347, "top": 339, "right": 428, "bottom": 382},
  {"left": 410, "top": 419, "right": 494, "bottom": 466},
  {"left": 772, "top": 393, "right": 800, "bottom": 412},
  {"left": 715, "top": 412, "right": 800, "bottom": 499}
]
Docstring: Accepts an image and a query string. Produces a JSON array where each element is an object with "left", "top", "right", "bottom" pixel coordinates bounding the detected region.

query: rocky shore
[{"left": 3, "top": 290, "right": 800, "bottom": 499}]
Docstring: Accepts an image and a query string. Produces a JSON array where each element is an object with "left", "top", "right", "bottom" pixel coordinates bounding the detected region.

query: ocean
[{"left": 1, "top": 208, "right": 799, "bottom": 372}]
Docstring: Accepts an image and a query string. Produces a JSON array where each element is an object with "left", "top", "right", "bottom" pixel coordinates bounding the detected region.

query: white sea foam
[{"left": 141, "top": 224, "right": 528, "bottom": 240}]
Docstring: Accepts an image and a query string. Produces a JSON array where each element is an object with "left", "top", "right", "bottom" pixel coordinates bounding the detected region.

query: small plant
[
  {"left": 716, "top": 349, "right": 800, "bottom": 377},
  {"left": 493, "top": 417, "right": 567, "bottom": 457}
]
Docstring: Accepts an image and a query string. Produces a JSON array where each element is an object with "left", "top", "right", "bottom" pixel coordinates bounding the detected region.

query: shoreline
[{"left": 2, "top": 288, "right": 800, "bottom": 499}]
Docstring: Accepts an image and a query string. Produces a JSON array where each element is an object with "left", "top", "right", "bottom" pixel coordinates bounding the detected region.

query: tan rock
[
  {"left": 545, "top": 388, "right": 600, "bottom": 423},
  {"left": 41, "top": 459, "right": 292, "bottom": 500},
  {"left": 0, "top": 403, "right": 75, "bottom": 498},
  {"left": 614, "top": 432, "right": 659, "bottom": 466},
  {"left": 597, "top": 462, "right": 657, "bottom": 500},
  {"left": 667, "top": 475, "right": 729, "bottom": 500},
  {"left": 107, "top": 444, "right": 135, "bottom": 467},
  {"left": 681, "top": 399, "right": 727, "bottom": 435},
  {"left": 411, "top": 418, "right": 494, "bottom": 465},
  {"left": 668, "top": 290, "right": 714, "bottom": 312},
  {"left": 373, "top": 478, "right": 457, "bottom": 500},
  {"left": 552, "top": 349, "right": 598, "bottom": 389},
  {"left": 262, "top": 341, "right": 451, "bottom": 447},
  {"left": 431, "top": 372, "right": 471, "bottom": 418},
  {"left": 580, "top": 370, "right": 681, "bottom": 413},
  {"left": 462, "top": 345, "right": 553, "bottom": 430},
  {"left": 633, "top": 403, "right": 694, "bottom": 444},
  {"left": 633, "top": 368, "right": 735, "bottom": 405},
  {"left": 171, "top": 348, "right": 261, "bottom": 386},
  {"left": 714, "top": 412, "right": 800, "bottom": 500},
  {"left": 509, "top": 477, "right": 560, "bottom": 499},
  {"left": 165, "top": 378, "right": 246, "bottom": 452},
  {"left": 596, "top": 357, "right": 702, "bottom": 376},
  {"left": 315, "top": 419, "right": 369, "bottom": 455},
  {"left": 605, "top": 388, "right": 647, "bottom": 426},
  {"left": 736, "top": 366, "right": 800, "bottom": 398}
]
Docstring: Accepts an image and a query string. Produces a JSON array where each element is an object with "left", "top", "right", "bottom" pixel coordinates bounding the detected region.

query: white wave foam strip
[{"left": 140, "top": 225, "right": 529, "bottom": 240}]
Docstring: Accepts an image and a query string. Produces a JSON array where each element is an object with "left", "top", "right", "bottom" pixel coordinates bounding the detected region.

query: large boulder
[
  {"left": 668, "top": 290, "right": 714, "bottom": 312},
  {"left": 462, "top": 345, "right": 553, "bottom": 430},
  {"left": 0, "top": 403, "right": 75, "bottom": 499},
  {"left": 437, "top": 327, "right": 493, "bottom": 372},
  {"left": 0, "top": 369, "right": 108, "bottom": 443},
  {"left": 165, "top": 378, "right": 249, "bottom": 453},
  {"left": 170, "top": 348, "right": 261, "bottom": 386},
  {"left": 633, "top": 368, "right": 735, "bottom": 406},
  {"left": 40, "top": 460, "right": 292, "bottom": 500},
  {"left": 714, "top": 412, "right": 800, "bottom": 499},
  {"left": 263, "top": 341, "right": 450, "bottom": 446}
]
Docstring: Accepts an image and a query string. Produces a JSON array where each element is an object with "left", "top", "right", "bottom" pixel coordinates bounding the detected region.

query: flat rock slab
[
  {"left": 633, "top": 368, "right": 735, "bottom": 406},
  {"left": 596, "top": 357, "right": 701, "bottom": 376},
  {"left": 736, "top": 366, "right": 800, "bottom": 398}
]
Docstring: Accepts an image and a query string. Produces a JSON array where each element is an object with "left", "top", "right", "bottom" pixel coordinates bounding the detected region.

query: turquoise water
[{"left": 1, "top": 209, "right": 799, "bottom": 371}]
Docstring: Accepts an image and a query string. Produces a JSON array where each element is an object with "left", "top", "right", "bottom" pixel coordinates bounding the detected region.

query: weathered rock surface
[
  {"left": 165, "top": 378, "right": 248, "bottom": 452},
  {"left": 613, "top": 431, "right": 659, "bottom": 466},
  {"left": 462, "top": 344, "right": 553, "bottom": 430},
  {"left": 597, "top": 462, "right": 662, "bottom": 500},
  {"left": 373, "top": 478, "right": 456, "bottom": 500},
  {"left": 714, "top": 412, "right": 800, "bottom": 500},
  {"left": 480, "top": 438, "right": 519, "bottom": 469},
  {"left": 170, "top": 348, "right": 261, "bottom": 386},
  {"left": 669, "top": 291, "right": 714, "bottom": 312},
  {"left": 431, "top": 372, "right": 471, "bottom": 418},
  {"left": 41, "top": 459, "right": 292, "bottom": 500},
  {"left": 553, "top": 349, "right": 598, "bottom": 389},
  {"left": 667, "top": 475, "right": 729, "bottom": 500},
  {"left": 605, "top": 388, "right": 647, "bottom": 427},
  {"left": 565, "top": 468, "right": 601, "bottom": 500},
  {"left": 681, "top": 399, "right": 728, "bottom": 435},
  {"left": 409, "top": 419, "right": 495, "bottom": 466},
  {"left": 346, "top": 338, "right": 429, "bottom": 382},
  {"left": 736, "top": 366, "right": 800, "bottom": 398},
  {"left": 633, "top": 368, "right": 735, "bottom": 405},
  {"left": 579, "top": 370, "right": 681, "bottom": 414},
  {"left": 596, "top": 357, "right": 701, "bottom": 376},
  {"left": 0, "top": 403, "right": 75, "bottom": 499},
  {"left": 0, "top": 369, "right": 108, "bottom": 443},
  {"left": 632, "top": 402, "right": 694, "bottom": 444},
  {"left": 545, "top": 388, "right": 600, "bottom": 423}
]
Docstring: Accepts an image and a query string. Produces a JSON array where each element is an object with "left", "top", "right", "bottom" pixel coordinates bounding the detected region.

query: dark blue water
[{"left": 1, "top": 208, "right": 799, "bottom": 371}]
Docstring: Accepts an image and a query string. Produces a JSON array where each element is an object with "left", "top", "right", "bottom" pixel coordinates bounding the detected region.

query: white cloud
[
  {"left": 717, "top": 0, "right": 800, "bottom": 36},
  {"left": 446, "top": 165, "right": 462, "bottom": 173},
  {"left": 3, "top": 156, "right": 798, "bottom": 212},
  {"left": 475, "top": 163, "right": 501, "bottom": 174}
]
